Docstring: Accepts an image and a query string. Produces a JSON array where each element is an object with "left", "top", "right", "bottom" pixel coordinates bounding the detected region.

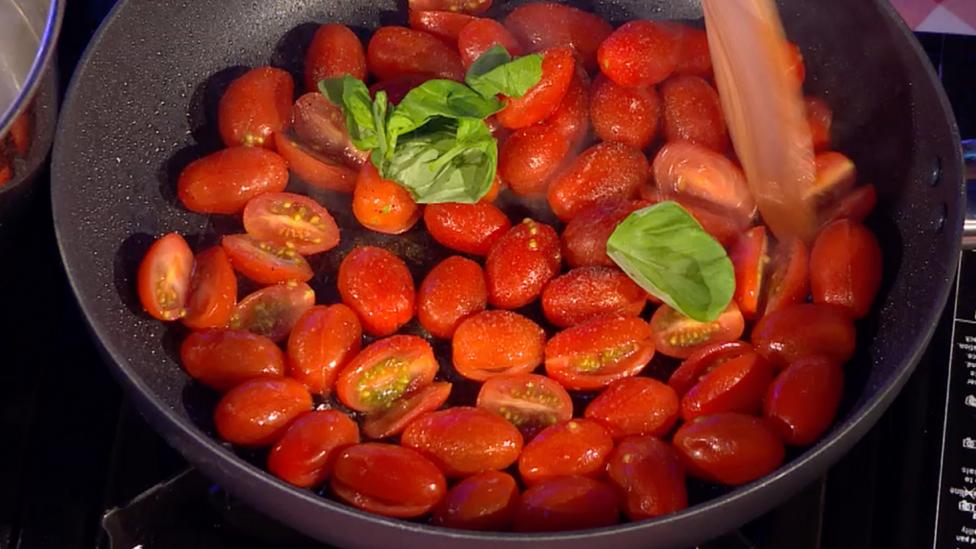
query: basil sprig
[{"left": 607, "top": 201, "right": 735, "bottom": 322}]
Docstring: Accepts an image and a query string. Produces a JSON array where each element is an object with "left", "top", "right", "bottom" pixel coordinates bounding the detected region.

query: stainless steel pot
[{"left": 0, "top": 0, "right": 62, "bottom": 138}]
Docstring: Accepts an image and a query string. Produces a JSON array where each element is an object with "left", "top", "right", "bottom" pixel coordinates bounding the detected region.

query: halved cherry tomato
[
  {"left": 182, "top": 246, "right": 237, "bottom": 329},
  {"left": 548, "top": 141, "right": 648, "bottom": 222},
  {"left": 672, "top": 412, "right": 785, "bottom": 486},
  {"left": 496, "top": 47, "right": 575, "bottom": 130},
  {"left": 9, "top": 108, "right": 31, "bottom": 157},
  {"left": 337, "top": 246, "right": 415, "bottom": 336},
  {"left": 287, "top": 304, "right": 362, "bottom": 395},
  {"left": 218, "top": 67, "right": 294, "bottom": 149},
  {"left": 335, "top": 335, "right": 437, "bottom": 413},
  {"left": 810, "top": 219, "right": 883, "bottom": 319},
  {"left": 598, "top": 20, "right": 679, "bottom": 87},
  {"left": 805, "top": 97, "right": 833, "bottom": 151},
  {"left": 367, "top": 26, "right": 464, "bottom": 81},
  {"left": 417, "top": 256, "right": 487, "bottom": 338},
  {"left": 751, "top": 303, "right": 856, "bottom": 368},
  {"left": 230, "top": 282, "right": 315, "bottom": 342},
  {"left": 369, "top": 75, "right": 430, "bottom": 105},
  {"left": 545, "top": 316, "right": 655, "bottom": 390},
  {"left": 402, "top": 407, "right": 524, "bottom": 477},
  {"left": 681, "top": 350, "right": 775, "bottom": 420},
  {"left": 485, "top": 218, "right": 561, "bottom": 309},
  {"left": 221, "top": 234, "right": 313, "bottom": 285},
  {"left": 477, "top": 373, "right": 574, "bottom": 439},
  {"left": 729, "top": 227, "right": 769, "bottom": 319},
  {"left": 668, "top": 341, "right": 754, "bottom": 397},
  {"left": 807, "top": 152, "right": 857, "bottom": 209},
  {"left": 243, "top": 192, "right": 340, "bottom": 255},
  {"left": 561, "top": 198, "right": 650, "bottom": 268},
  {"left": 514, "top": 476, "right": 619, "bottom": 532},
  {"left": 432, "top": 470, "right": 519, "bottom": 531},
  {"left": 409, "top": 0, "right": 492, "bottom": 14},
  {"left": 763, "top": 238, "right": 810, "bottom": 316},
  {"left": 304, "top": 23, "right": 367, "bottom": 91},
  {"left": 137, "top": 233, "right": 193, "bottom": 321},
  {"left": 584, "top": 377, "right": 679, "bottom": 439},
  {"left": 362, "top": 382, "right": 452, "bottom": 439},
  {"left": 353, "top": 163, "right": 422, "bottom": 235},
  {"left": 661, "top": 75, "right": 729, "bottom": 152},
  {"left": 291, "top": 92, "right": 368, "bottom": 169},
  {"left": 180, "top": 328, "right": 285, "bottom": 391},
  {"left": 498, "top": 123, "right": 569, "bottom": 196},
  {"left": 267, "top": 410, "right": 360, "bottom": 488},
  {"left": 452, "top": 310, "right": 545, "bottom": 381},
  {"left": 177, "top": 146, "right": 289, "bottom": 214},
  {"left": 764, "top": 356, "right": 844, "bottom": 446},
  {"left": 423, "top": 202, "right": 511, "bottom": 256},
  {"left": 408, "top": 10, "right": 477, "bottom": 43},
  {"left": 541, "top": 266, "right": 646, "bottom": 328},
  {"left": 503, "top": 3, "right": 613, "bottom": 71},
  {"left": 518, "top": 419, "right": 614, "bottom": 485},
  {"left": 822, "top": 184, "right": 877, "bottom": 225},
  {"left": 651, "top": 303, "right": 745, "bottom": 360},
  {"left": 214, "top": 377, "right": 312, "bottom": 447},
  {"left": 590, "top": 75, "right": 661, "bottom": 150},
  {"left": 681, "top": 202, "right": 744, "bottom": 247},
  {"left": 671, "top": 24, "right": 712, "bottom": 78},
  {"left": 273, "top": 132, "right": 358, "bottom": 193},
  {"left": 458, "top": 18, "right": 524, "bottom": 68},
  {"left": 331, "top": 443, "right": 447, "bottom": 518},
  {"left": 606, "top": 436, "right": 687, "bottom": 520}
]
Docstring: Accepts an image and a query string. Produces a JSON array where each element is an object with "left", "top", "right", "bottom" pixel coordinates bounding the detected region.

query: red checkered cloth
[{"left": 890, "top": 0, "right": 976, "bottom": 35}]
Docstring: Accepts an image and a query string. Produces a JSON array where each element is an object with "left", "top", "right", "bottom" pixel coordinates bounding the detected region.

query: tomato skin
[
  {"left": 452, "top": 310, "right": 545, "bottom": 381},
  {"left": 590, "top": 76, "right": 661, "bottom": 150},
  {"left": 503, "top": 3, "right": 613, "bottom": 71},
  {"left": 287, "top": 304, "right": 362, "bottom": 396},
  {"left": 606, "top": 436, "right": 688, "bottom": 520},
  {"left": 338, "top": 246, "right": 415, "bottom": 337},
  {"left": 267, "top": 410, "right": 360, "bottom": 488},
  {"left": 496, "top": 47, "right": 575, "bottom": 130},
  {"left": 182, "top": 247, "right": 237, "bottom": 329},
  {"left": 417, "top": 256, "right": 487, "bottom": 339},
  {"left": 561, "top": 198, "right": 650, "bottom": 268},
  {"left": 584, "top": 377, "right": 679, "bottom": 439},
  {"left": 785, "top": 41, "right": 806, "bottom": 86},
  {"left": 180, "top": 329, "right": 285, "bottom": 391},
  {"left": 408, "top": 0, "right": 492, "bottom": 14},
  {"left": 367, "top": 26, "right": 464, "bottom": 81},
  {"left": 305, "top": 23, "right": 367, "bottom": 91},
  {"left": 432, "top": 471, "right": 519, "bottom": 531},
  {"left": 218, "top": 67, "right": 294, "bottom": 149},
  {"left": 230, "top": 282, "right": 316, "bottom": 342},
  {"left": 810, "top": 219, "right": 883, "bottom": 319},
  {"left": 514, "top": 476, "right": 619, "bottom": 532},
  {"left": 651, "top": 303, "right": 746, "bottom": 360},
  {"left": 408, "top": 10, "right": 477, "bottom": 43},
  {"left": 729, "top": 226, "right": 768, "bottom": 320},
  {"left": 545, "top": 316, "right": 655, "bottom": 391},
  {"left": 178, "top": 147, "right": 288, "bottom": 214},
  {"left": 331, "top": 443, "right": 447, "bottom": 518},
  {"left": 673, "top": 413, "right": 785, "bottom": 485},
  {"left": 668, "top": 341, "right": 754, "bottom": 397},
  {"left": 805, "top": 97, "right": 833, "bottom": 151},
  {"left": 243, "top": 192, "right": 340, "bottom": 255},
  {"left": 401, "top": 407, "right": 524, "bottom": 477},
  {"left": 823, "top": 184, "right": 877, "bottom": 226},
  {"left": 661, "top": 75, "right": 729, "bottom": 152},
  {"left": 336, "top": 335, "right": 437, "bottom": 413},
  {"left": 498, "top": 123, "right": 568, "bottom": 196},
  {"left": 681, "top": 351, "right": 775, "bottom": 420},
  {"left": 423, "top": 202, "right": 511, "bottom": 256},
  {"left": 541, "top": 266, "right": 646, "bottom": 328},
  {"left": 369, "top": 75, "right": 430, "bottom": 106},
  {"left": 598, "top": 20, "right": 679, "bottom": 87},
  {"left": 752, "top": 303, "right": 856, "bottom": 368},
  {"left": 518, "top": 419, "right": 614, "bottom": 485},
  {"left": 290, "top": 92, "right": 368, "bottom": 169},
  {"left": 137, "top": 233, "right": 194, "bottom": 321},
  {"left": 547, "top": 141, "right": 649, "bottom": 222},
  {"left": 458, "top": 19, "right": 524, "bottom": 68},
  {"left": 362, "top": 382, "right": 452, "bottom": 439},
  {"left": 764, "top": 356, "right": 844, "bottom": 446},
  {"left": 214, "top": 377, "right": 313, "bottom": 447},
  {"left": 221, "top": 234, "right": 314, "bottom": 285},
  {"left": 671, "top": 25, "right": 712, "bottom": 78},
  {"left": 476, "top": 373, "right": 574, "bottom": 439},
  {"left": 353, "top": 163, "right": 422, "bottom": 235},
  {"left": 485, "top": 219, "right": 561, "bottom": 309},
  {"left": 273, "top": 132, "right": 358, "bottom": 193}
]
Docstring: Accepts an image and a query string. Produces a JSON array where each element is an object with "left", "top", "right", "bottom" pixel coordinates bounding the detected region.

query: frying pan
[{"left": 51, "top": 0, "right": 967, "bottom": 547}]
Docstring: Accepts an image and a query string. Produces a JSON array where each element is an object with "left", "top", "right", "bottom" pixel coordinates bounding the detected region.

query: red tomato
[
  {"left": 561, "top": 198, "right": 650, "bottom": 268},
  {"left": 590, "top": 76, "right": 661, "bottom": 150},
  {"left": 497, "top": 122, "right": 569, "bottom": 196},
  {"left": 362, "top": 382, "right": 452, "bottom": 439},
  {"left": 417, "top": 256, "right": 487, "bottom": 338},
  {"left": 0, "top": 158, "right": 11, "bottom": 187},
  {"left": 180, "top": 329, "right": 285, "bottom": 391},
  {"left": 514, "top": 476, "right": 619, "bottom": 532},
  {"left": 809, "top": 152, "right": 857, "bottom": 208},
  {"left": 822, "top": 184, "right": 877, "bottom": 226},
  {"left": 182, "top": 246, "right": 237, "bottom": 329},
  {"left": 273, "top": 132, "right": 358, "bottom": 193},
  {"left": 452, "top": 310, "right": 545, "bottom": 381},
  {"left": 331, "top": 443, "right": 447, "bottom": 518},
  {"left": 496, "top": 47, "right": 575, "bottom": 130},
  {"left": 221, "top": 234, "right": 313, "bottom": 285},
  {"left": 218, "top": 67, "right": 293, "bottom": 149},
  {"left": 369, "top": 75, "right": 430, "bottom": 105},
  {"left": 810, "top": 219, "right": 883, "bottom": 319},
  {"left": 764, "top": 356, "right": 844, "bottom": 446},
  {"left": 422, "top": 202, "right": 511, "bottom": 256},
  {"left": 230, "top": 282, "right": 315, "bottom": 342},
  {"left": 477, "top": 373, "right": 574, "bottom": 439},
  {"left": 484, "top": 218, "right": 561, "bottom": 309},
  {"left": 408, "top": 0, "right": 492, "bottom": 14},
  {"left": 681, "top": 351, "right": 775, "bottom": 420},
  {"left": 764, "top": 238, "right": 810, "bottom": 316},
  {"left": 503, "top": 3, "right": 613, "bottom": 71},
  {"left": 751, "top": 303, "right": 856, "bottom": 368},
  {"left": 458, "top": 18, "right": 524, "bottom": 68},
  {"left": 651, "top": 303, "right": 745, "bottom": 360},
  {"left": 401, "top": 407, "right": 524, "bottom": 477},
  {"left": 432, "top": 471, "right": 519, "bottom": 531},
  {"left": 267, "top": 410, "right": 360, "bottom": 488},
  {"left": 681, "top": 202, "right": 744, "bottom": 247},
  {"left": 729, "top": 226, "right": 768, "bottom": 319},
  {"left": 408, "top": 10, "right": 477, "bottom": 43},
  {"left": 606, "top": 436, "right": 688, "bottom": 520},
  {"left": 785, "top": 41, "right": 806, "bottom": 86},
  {"left": 668, "top": 340, "right": 754, "bottom": 397},
  {"left": 584, "top": 377, "right": 679, "bottom": 439},
  {"left": 367, "top": 26, "right": 464, "bottom": 81},
  {"left": 304, "top": 23, "right": 367, "bottom": 91},
  {"left": 243, "top": 192, "right": 340, "bottom": 255},
  {"left": 353, "top": 163, "right": 422, "bottom": 235},
  {"left": 177, "top": 146, "right": 288, "bottom": 214},
  {"left": 544, "top": 316, "right": 655, "bottom": 390},
  {"left": 137, "top": 233, "right": 193, "bottom": 321},
  {"left": 672, "top": 412, "right": 785, "bottom": 485},
  {"left": 541, "top": 266, "right": 646, "bottom": 328},
  {"left": 290, "top": 92, "right": 368, "bottom": 169},
  {"left": 518, "top": 419, "right": 614, "bottom": 485},
  {"left": 546, "top": 67, "right": 590, "bottom": 146},
  {"left": 287, "top": 304, "right": 362, "bottom": 395},
  {"left": 9, "top": 109, "right": 31, "bottom": 157},
  {"left": 337, "top": 246, "right": 416, "bottom": 336},
  {"left": 547, "top": 141, "right": 648, "bottom": 222},
  {"left": 805, "top": 97, "right": 833, "bottom": 151},
  {"left": 481, "top": 173, "right": 503, "bottom": 203},
  {"left": 335, "top": 335, "right": 437, "bottom": 413},
  {"left": 214, "top": 377, "right": 312, "bottom": 447},
  {"left": 671, "top": 25, "right": 712, "bottom": 78},
  {"left": 598, "top": 20, "right": 679, "bottom": 87},
  {"left": 661, "top": 75, "right": 729, "bottom": 152}
]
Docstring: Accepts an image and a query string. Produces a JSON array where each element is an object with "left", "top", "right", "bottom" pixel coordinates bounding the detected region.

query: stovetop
[{"left": 1, "top": 3, "right": 974, "bottom": 548}]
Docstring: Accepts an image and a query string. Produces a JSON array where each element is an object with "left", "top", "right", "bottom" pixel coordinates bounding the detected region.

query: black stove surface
[{"left": 1, "top": 2, "right": 974, "bottom": 548}]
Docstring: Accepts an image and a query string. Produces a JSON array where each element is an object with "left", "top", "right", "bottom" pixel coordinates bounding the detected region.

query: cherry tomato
[
  {"left": 763, "top": 237, "right": 810, "bottom": 316},
  {"left": 541, "top": 266, "right": 646, "bottom": 328},
  {"left": 810, "top": 219, "right": 883, "bottom": 319},
  {"left": 584, "top": 377, "right": 679, "bottom": 439},
  {"left": 503, "top": 3, "right": 613, "bottom": 71},
  {"left": 177, "top": 146, "right": 288, "bottom": 214},
  {"left": 668, "top": 341, "right": 754, "bottom": 397},
  {"left": 671, "top": 24, "right": 712, "bottom": 78},
  {"left": 514, "top": 476, "right": 619, "bottom": 532},
  {"left": 218, "top": 67, "right": 294, "bottom": 149},
  {"left": 498, "top": 122, "right": 568, "bottom": 196},
  {"left": 221, "top": 234, "right": 313, "bottom": 285},
  {"left": 267, "top": 410, "right": 360, "bottom": 488},
  {"left": 672, "top": 412, "right": 785, "bottom": 485},
  {"left": 432, "top": 471, "right": 519, "bottom": 531},
  {"left": 182, "top": 246, "right": 237, "bottom": 329},
  {"left": 546, "top": 67, "right": 590, "bottom": 146},
  {"left": 408, "top": 0, "right": 492, "bottom": 14},
  {"left": 273, "top": 132, "right": 358, "bottom": 193},
  {"left": 496, "top": 47, "right": 575, "bottom": 130},
  {"left": 598, "top": 20, "right": 679, "bottom": 87},
  {"left": 805, "top": 97, "right": 833, "bottom": 151},
  {"left": 590, "top": 76, "right": 660, "bottom": 150},
  {"left": 214, "top": 377, "right": 312, "bottom": 447},
  {"left": 547, "top": 141, "right": 648, "bottom": 222},
  {"left": 369, "top": 75, "right": 430, "bottom": 105},
  {"left": 681, "top": 351, "right": 775, "bottom": 420},
  {"left": 180, "top": 329, "right": 285, "bottom": 391},
  {"left": 408, "top": 10, "right": 477, "bottom": 43},
  {"left": 287, "top": 304, "right": 362, "bottom": 395},
  {"left": 353, "top": 163, "right": 422, "bottom": 235},
  {"left": 458, "top": 18, "right": 524, "bottom": 68},
  {"left": 337, "top": 246, "right": 416, "bottom": 336},
  {"left": 335, "top": 335, "right": 437, "bottom": 413},
  {"left": 651, "top": 303, "right": 745, "bottom": 360},
  {"left": 0, "top": 157, "right": 11, "bottom": 187},
  {"left": 822, "top": 184, "right": 877, "bottom": 226},
  {"left": 729, "top": 226, "right": 769, "bottom": 319},
  {"left": 8, "top": 108, "right": 31, "bottom": 157},
  {"left": 402, "top": 407, "right": 524, "bottom": 477},
  {"left": 808, "top": 152, "right": 856, "bottom": 208},
  {"left": 518, "top": 419, "right": 614, "bottom": 485},
  {"left": 681, "top": 202, "right": 744, "bottom": 247},
  {"left": 230, "top": 282, "right": 315, "bottom": 342},
  {"left": 290, "top": 92, "right": 368, "bottom": 169},
  {"left": 764, "top": 356, "right": 844, "bottom": 446},
  {"left": 606, "top": 436, "right": 687, "bottom": 520},
  {"left": 545, "top": 316, "right": 655, "bottom": 391},
  {"left": 137, "top": 233, "right": 193, "bottom": 321},
  {"left": 785, "top": 41, "right": 806, "bottom": 86},
  {"left": 331, "top": 443, "right": 446, "bottom": 518},
  {"left": 452, "top": 310, "right": 545, "bottom": 381},
  {"left": 661, "top": 75, "right": 729, "bottom": 152},
  {"left": 243, "top": 192, "right": 340, "bottom": 255},
  {"left": 485, "top": 218, "right": 561, "bottom": 309},
  {"left": 417, "top": 256, "right": 487, "bottom": 338},
  {"left": 561, "top": 198, "right": 650, "bottom": 268},
  {"left": 367, "top": 26, "right": 464, "bottom": 81},
  {"left": 751, "top": 303, "right": 856, "bottom": 368},
  {"left": 423, "top": 202, "right": 511, "bottom": 256},
  {"left": 304, "top": 23, "right": 367, "bottom": 91},
  {"left": 477, "top": 373, "right": 574, "bottom": 439},
  {"left": 362, "top": 382, "right": 452, "bottom": 439}
]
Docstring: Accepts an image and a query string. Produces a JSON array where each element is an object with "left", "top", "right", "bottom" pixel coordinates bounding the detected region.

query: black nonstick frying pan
[{"left": 51, "top": 0, "right": 965, "bottom": 547}]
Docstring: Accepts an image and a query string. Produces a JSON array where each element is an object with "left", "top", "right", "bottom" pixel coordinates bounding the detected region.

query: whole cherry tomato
[
  {"left": 331, "top": 443, "right": 447, "bottom": 518},
  {"left": 137, "top": 232, "right": 193, "bottom": 321},
  {"left": 496, "top": 47, "right": 575, "bottom": 130},
  {"left": 287, "top": 304, "right": 362, "bottom": 395},
  {"left": 408, "top": 0, "right": 492, "bottom": 14},
  {"left": 541, "top": 266, "right": 646, "bottom": 328},
  {"left": 477, "top": 373, "right": 574, "bottom": 439},
  {"left": 229, "top": 282, "right": 316, "bottom": 342},
  {"left": 180, "top": 329, "right": 285, "bottom": 391},
  {"left": 362, "top": 382, "right": 452, "bottom": 439},
  {"left": 810, "top": 219, "right": 882, "bottom": 319},
  {"left": 670, "top": 24, "right": 712, "bottom": 78},
  {"left": 401, "top": 407, "right": 524, "bottom": 477},
  {"left": 668, "top": 341, "right": 754, "bottom": 397},
  {"left": 182, "top": 247, "right": 237, "bottom": 329},
  {"left": 651, "top": 303, "right": 746, "bottom": 359},
  {"left": 546, "top": 67, "right": 591, "bottom": 148},
  {"left": 338, "top": 246, "right": 415, "bottom": 337},
  {"left": 367, "top": 26, "right": 464, "bottom": 81},
  {"left": 589, "top": 75, "right": 661, "bottom": 150},
  {"left": 178, "top": 146, "right": 288, "bottom": 214},
  {"left": 598, "top": 20, "right": 679, "bottom": 87},
  {"left": 353, "top": 163, "right": 422, "bottom": 235},
  {"left": 660, "top": 75, "right": 729, "bottom": 152},
  {"left": 584, "top": 377, "right": 679, "bottom": 439},
  {"left": 335, "top": 335, "right": 437, "bottom": 413},
  {"left": 214, "top": 377, "right": 312, "bottom": 447},
  {"left": 751, "top": 303, "right": 856, "bottom": 368},
  {"left": 369, "top": 75, "right": 430, "bottom": 106},
  {"left": 514, "top": 476, "right": 619, "bottom": 532},
  {"left": 485, "top": 218, "right": 561, "bottom": 309},
  {"left": 273, "top": 132, "right": 358, "bottom": 193},
  {"left": 305, "top": 23, "right": 367, "bottom": 91},
  {"left": 681, "top": 351, "right": 775, "bottom": 420},
  {"left": 672, "top": 412, "right": 785, "bottom": 486},
  {"left": 242, "top": 192, "right": 340, "bottom": 255},
  {"left": 545, "top": 316, "right": 655, "bottom": 390},
  {"left": 763, "top": 237, "right": 810, "bottom": 316},
  {"left": 561, "top": 198, "right": 650, "bottom": 268},
  {"left": 452, "top": 310, "right": 545, "bottom": 381},
  {"left": 547, "top": 141, "right": 648, "bottom": 222},
  {"left": 218, "top": 67, "right": 294, "bottom": 149},
  {"left": 422, "top": 202, "right": 511, "bottom": 256},
  {"left": 503, "top": 3, "right": 613, "bottom": 71},
  {"left": 606, "top": 436, "right": 688, "bottom": 520},
  {"left": 417, "top": 256, "right": 487, "bottom": 339},
  {"left": 432, "top": 471, "right": 519, "bottom": 531},
  {"left": 498, "top": 123, "right": 569, "bottom": 196},
  {"left": 729, "top": 226, "right": 769, "bottom": 320},
  {"left": 805, "top": 96, "right": 833, "bottom": 152},
  {"left": 267, "top": 410, "right": 360, "bottom": 488},
  {"left": 458, "top": 18, "right": 524, "bottom": 68},
  {"left": 408, "top": 10, "right": 477, "bottom": 43},
  {"left": 518, "top": 419, "right": 613, "bottom": 484},
  {"left": 221, "top": 234, "right": 314, "bottom": 285},
  {"left": 765, "top": 356, "right": 844, "bottom": 446}
]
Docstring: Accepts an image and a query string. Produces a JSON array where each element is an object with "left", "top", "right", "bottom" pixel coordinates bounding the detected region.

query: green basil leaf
[
  {"left": 465, "top": 47, "right": 544, "bottom": 99},
  {"left": 606, "top": 201, "right": 735, "bottom": 322},
  {"left": 466, "top": 45, "right": 513, "bottom": 79},
  {"left": 318, "top": 76, "right": 382, "bottom": 151},
  {"left": 386, "top": 80, "right": 502, "bottom": 147}
]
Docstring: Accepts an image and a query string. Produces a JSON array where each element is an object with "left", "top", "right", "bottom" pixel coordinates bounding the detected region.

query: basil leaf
[
  {"left": 318, "top": 76, "right": 382, "bottom": 151},
  {"left": 606, "top": 201, "right": 735, "bottom": 322},
  {"left": 386, "top": 80, "right": 502, "bottom": 148},
  {"left": 466, "top": 45, "right": 512, "bottom": 79},
  {"left": 466, "top": 46, "right": 544, "bottom": 99}
]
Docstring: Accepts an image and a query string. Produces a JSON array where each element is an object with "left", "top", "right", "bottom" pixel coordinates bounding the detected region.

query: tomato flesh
[
  {"left": 335, "top": 335, "right": 437, "bottom": 413},
  {"left": 764, "top": 356, "right": 844, "bottom": 446},
  {"left": 338, "top": 246, "right": 416, "bottom": 337},
  {"left": 214, "top": 377, "right": 313, "bottom": 447},
  {"left": 274, "top": 131, "right": 358, "bottom": 193},
  {"left": 672, "top": 412, "right": 785, "bottom": 486},
  {"left": 230, "top": 282, "right": 316, "bottom": 342},
  {"left": 267, "top": 410, "right": 360, "bottom": 488},
  {"left": 729, "top": 227, "right": 769, "bottom": 319},
  {"left": 763, "top": 238, "right": 810, "bottom": 316},
  {"left": 432, "top": 471, "right": 519, "bottom": 531},
  {"left": 287, "top": 304, "right": 362, "bottom": 395},
  {"left": 651, "top": 303, "right": 746, "bottom": 360},
  {"left": 362, "top": 382, "right": 452, "bottom": 439},
  {"left": 331, "top": 443, "right": 447, "bottom": 518},
  {"left": 485, "top": 218, "right": 561, "bottom": 309},
  {"left": 243, "top": 192, "right": 340, "bottom": 255},
  {"left": 137, "top": 233, "right": 193, "bottom": 321},
  {"left": 417, "top": 256, "right": 487, "bottom": 339},
  {"left": 584, "top": 377, "right": 679, "bottom": 439},
  {"left": 477, "top": 373, "right": 574, "bottom": 439},
  {"left": 182, "top": 246, "right": 237, "bottom": 329},
  {"left": 681, "top": 351, "right": 775, "bottom": 420},
  {"left": 218, "top": 67, "right": 293, "bottom": 149},
  {"left": 401, "top": 407, "right": 524, "bottom": 477},
  {"left": 180, "top": 328, "right": 285, "bottom": 392},
  {"left": 752, "top": 303, "right": 856, "bottom": 368},
  {"left": 545, "top": 316, "right": 655, "bottom": 391},
  {"left": 221, "top": 234, "right": 314, "bottom": 285},
  {"left": 452, "top": 310, "right": 545, "bottom": 381},
  {"left": 810, "top": 219, "right": 883, "bottom": 319},
  {"left": 291, "top": 92, "right": 368, "bottom": 169},
  {"left": 668, "top": 341, "right": 754, "bottom": 397},
  {"left": 606, "top": 436, "right": 687, "bottom": 520},
  {"left": 518, "top": 419, "right": 614, "bottom": 485}
]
